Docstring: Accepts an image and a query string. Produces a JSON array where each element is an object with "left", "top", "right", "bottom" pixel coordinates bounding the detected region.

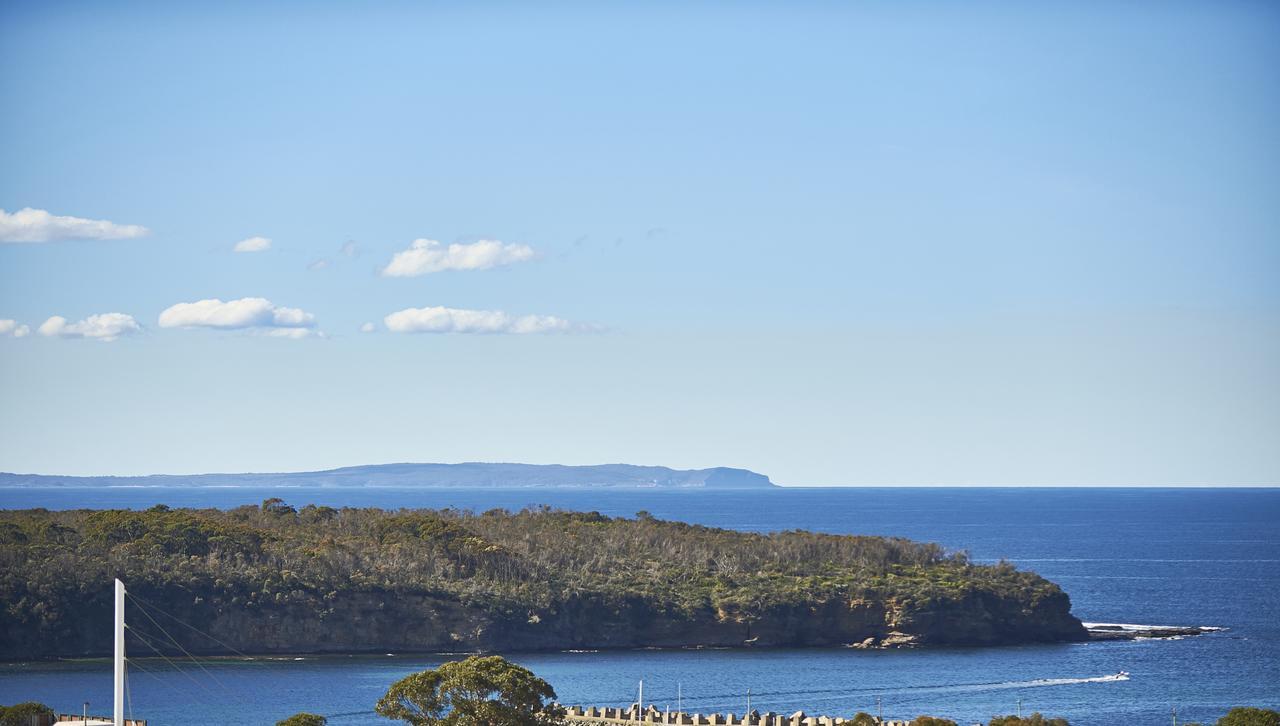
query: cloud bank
[
  {"left": 380, "top": 239, "right": 534, "bottom": 277},
  {"left": 233, "top": 236, "right": 271, "bottom": 253},
  {"left": 383, "top": 306, "right": 585, "bottom": 334},
  {"left": 158, "top": 298, "right": 316, "bottom": 332},
  {"left": 0, "top": 319, "right": 31, "bottom": 338},
  {"left": 0, "top": 208, "right": 150, "bottom": 243},
  {"left": 38, "top": 313, "right": 140, "bottom": 342}
]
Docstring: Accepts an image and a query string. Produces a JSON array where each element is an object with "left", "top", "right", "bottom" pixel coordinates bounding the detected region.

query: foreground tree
[
  {"left": 0, "top": 702, "right": 55, "bottom": 726},
  {"left": 276, "top": 713, "right": 328, "bottom": 726},
  {"left": 375, "top": 655, "right": 565, "bottom": 726},
  {"left": 912, "top": 717, "right": 957, "bottom": 726},
  {"left": 1217, "top": 708, "right": 1280, "bottom": 726},
  {"left": 990, "top": 715, "right": 1070, "bottom": 726},
  {"left": 848, "top": 713, "right": 878, "bottom": 726}
]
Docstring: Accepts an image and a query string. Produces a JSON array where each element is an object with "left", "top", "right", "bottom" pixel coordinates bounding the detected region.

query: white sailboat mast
[{"left": 114, "top": 578, "right": 125, "bottom": 726}]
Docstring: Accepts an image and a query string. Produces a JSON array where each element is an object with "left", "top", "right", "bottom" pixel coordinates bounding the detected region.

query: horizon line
[{"left": 0, "top": 460, "right": 1277, "bottom": 489}]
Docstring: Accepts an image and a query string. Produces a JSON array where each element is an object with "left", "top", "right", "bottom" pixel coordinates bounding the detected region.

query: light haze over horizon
[{"left": 1, "top": 1, "right": 1277, "bottom": 486}]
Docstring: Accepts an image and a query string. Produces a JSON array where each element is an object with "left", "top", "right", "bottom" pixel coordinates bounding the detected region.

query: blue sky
[{"left": 1, "top": 0, "right": 1277, "bottom": 484}]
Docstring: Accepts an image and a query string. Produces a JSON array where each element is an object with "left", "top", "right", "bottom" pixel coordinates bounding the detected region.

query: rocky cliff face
[
  {"left": 878, "top": 588, "right": 1087, "bottom": 647},
  {"left": 6, "top": 586, "right": 1086, "bottom": 659}
]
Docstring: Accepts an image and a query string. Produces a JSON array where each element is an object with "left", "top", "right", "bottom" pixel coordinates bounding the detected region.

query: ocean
[{"left": 1, "top": 487, "right": 1276, "bottom": 725}]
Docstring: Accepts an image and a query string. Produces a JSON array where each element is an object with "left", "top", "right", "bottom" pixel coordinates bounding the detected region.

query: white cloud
[
  {"left": 307, "top": 258, "right": 329, "bottom": 271},
  {"left": 360, "top": 322, "right": 376, "bottom": 333},
  {"left": 158, "top": 297, "right": 316, "bottom": 331},
  {"left": 38, "top": 313, "right": 140, "bottom": 342},
  {"left": 380, "top": 238, "right": 534, "bottom": 277},
  {"left": 0, "top": 319, "right": 31, "bottom": 338},
  {"left": 383, "top": 306, "right": 586, "bottom": 335},
  {"left": 340, "top": 240, "right": 359, "bottom": 257},
  {"left": 233, "top": 236, "right": 271, "bottom": 253},
  {"left": 0, "top": 207, "right": 149, "bottom": 243},
  {"left": 262, "top": 328, "right": 322, "bottom": 339}
]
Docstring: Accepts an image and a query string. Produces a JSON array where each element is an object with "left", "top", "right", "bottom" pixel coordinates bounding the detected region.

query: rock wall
[{"left": 5, "top": 586, "right": 1086, "bottom": 659}]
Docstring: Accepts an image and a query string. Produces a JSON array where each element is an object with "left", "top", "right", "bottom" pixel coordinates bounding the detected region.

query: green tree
[
  {"left": 1217, "top": 708, "right": 1280, "bottom": 726},
  {"left": 0, "top": 702, "right": 55, "bottom": 726},
  {"left": 912, "top": 717, "right": 957, "bottom": 726},
  {"left": 276, "top": 713, "right": 327, "bottom": 726},
  {"left": 848, "top": 713, "right": 878, "bottom": 726},
  {"left": 990, "top": 715, "right": 1070, "bottom": 726},
  {"left": 262, "top": 498, "right": 297, "bottom": 516},
  {"left": 375, "top": 655, "right": 565, "bottom": 726}
]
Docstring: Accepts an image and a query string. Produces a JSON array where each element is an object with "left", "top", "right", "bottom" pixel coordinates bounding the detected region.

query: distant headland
[
  {"left": 0, "top": 504, "right": 1084, "bottom": 660},
  {"left": 0, "top": 462, "right": 779, "bottom": 489}
]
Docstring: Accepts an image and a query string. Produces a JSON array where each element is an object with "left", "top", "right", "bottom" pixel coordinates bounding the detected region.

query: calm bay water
[{"left": 1, "top": 487, "right": 1276, "bottom": 725}]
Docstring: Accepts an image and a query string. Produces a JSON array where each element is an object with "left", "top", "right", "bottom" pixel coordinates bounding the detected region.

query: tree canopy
[
  {"left": 375, "top": 655, "right": 565, "bottom": 726},
  {"left": 276, "top": 713, "right": 328, "bottom": 726},
  {"left": 1217, "top": 707, "right": 1280, "bottom": 726},
  {"left": 0, "top": 702, "right": 55, "bottom": 726},
  {"left": 0, "top": 503, "right": 1078, "bottom": 659},
  {"left": 990, "top": 715, "right": 1070, "bottom": 726}
]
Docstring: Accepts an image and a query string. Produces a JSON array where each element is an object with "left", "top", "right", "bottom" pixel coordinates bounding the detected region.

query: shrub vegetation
[{"left": 0, "top": 502, "right": 1073, "bottom": 657}]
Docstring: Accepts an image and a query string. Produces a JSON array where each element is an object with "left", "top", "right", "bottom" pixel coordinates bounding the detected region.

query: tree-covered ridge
[{"left": 0, "top": 502, "right": 1084, "bottom": 658}]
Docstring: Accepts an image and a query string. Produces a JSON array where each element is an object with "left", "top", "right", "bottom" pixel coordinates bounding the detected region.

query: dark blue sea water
[{"left": 1, "top": 487, "right": 1276, "bottom": 725}]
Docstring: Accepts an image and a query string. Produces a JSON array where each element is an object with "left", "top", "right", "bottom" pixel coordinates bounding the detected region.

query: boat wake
[
  {"left": 892, "top": 672, "right": 1130, "bottom": 696},
  {"left": 998, "top": 673, "right": 1130, "bottom": 688},
  {"left": 684, "top": 673, "right": 1131, "bottom": 711}
]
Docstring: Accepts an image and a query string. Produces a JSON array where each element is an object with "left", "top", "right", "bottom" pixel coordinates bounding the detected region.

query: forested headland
[{"left": 0, "top": 502, "right": 1086, "bottom": 659}]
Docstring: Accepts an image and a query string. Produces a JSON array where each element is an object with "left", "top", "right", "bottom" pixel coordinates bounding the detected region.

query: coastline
[{"left": 2, "top": 626, "right": 1214, "bottom": 663}]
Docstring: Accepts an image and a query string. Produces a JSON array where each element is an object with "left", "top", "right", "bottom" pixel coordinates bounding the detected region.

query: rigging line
[
  {"left": 125, "top": 590, "right": 257, "bottom": 660},
  {"left": 124, "top": 623, "right": 224, "bottom": 704},
  {"left": 125, "top": 654, "right": 179, "bottom": 681},
  {"left": 124, "top": 625, "right": 181, "bottom": 659},
  {"left": 124, "top": 656, "right": 135, "bottom": 724},
  {"left": 124, "top": 656, "right": 204, "bottom": 704},
  {"left": 125, "top": 625, "right": 195, "bottom": 663},
  {"left": 126, "top": 592, "right": 251, "bottom": 707},
  {"left": 126, "top": 624, "right": 256, "bottom": 714},
  {"left": 125, "top": 622, "right": 250, "bottom": 712},
  {"left": 125, "top": 624, "right": 220, "bottom": 698}
]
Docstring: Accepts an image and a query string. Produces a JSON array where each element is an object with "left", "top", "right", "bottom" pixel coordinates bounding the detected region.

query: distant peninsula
[{"left": 0, "top": 462, "right": 778, "bottom": 489}]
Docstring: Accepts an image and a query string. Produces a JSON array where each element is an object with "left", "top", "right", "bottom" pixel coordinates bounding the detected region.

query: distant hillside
[{"left": 0, "top": 462, "right": 777, "bottom": 489}]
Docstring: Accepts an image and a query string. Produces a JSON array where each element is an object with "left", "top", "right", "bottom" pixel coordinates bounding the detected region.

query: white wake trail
[{"left": 879, "top": 673, "right": 1133, "bottom": 701}]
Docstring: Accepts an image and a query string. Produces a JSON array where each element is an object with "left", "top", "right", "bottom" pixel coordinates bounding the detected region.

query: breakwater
[{"left": 563, "top": 706, "right": 908, "bottom": 725}]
